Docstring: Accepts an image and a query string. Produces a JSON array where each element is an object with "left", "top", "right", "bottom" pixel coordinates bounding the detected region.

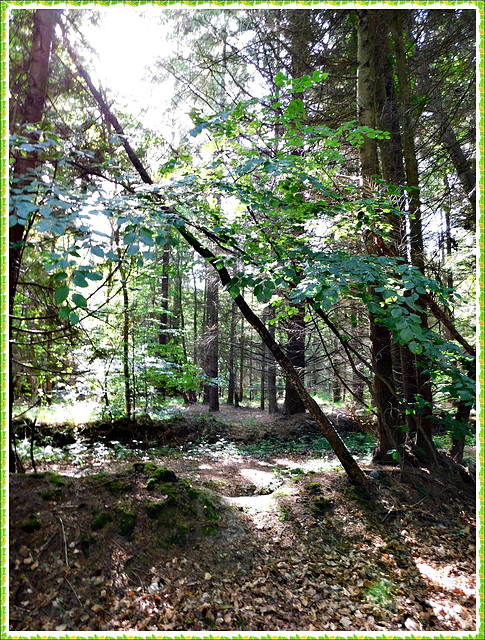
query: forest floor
[{"left": 9, "top": 405, "right": 477, "bottom": 633}]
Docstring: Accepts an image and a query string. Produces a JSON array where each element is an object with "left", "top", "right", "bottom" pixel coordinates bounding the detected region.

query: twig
[
  {"left": 38, "top": 530, "right": 58, "bottom": 556},
  {"left": 58, "top": 516, "right": 69, "bottom": 568},
  {"left": 409, "top": 496, "right": 429, "bottom": 509},
  {"left": 65, "top": 577, "right": 83, "bottom": 607}
]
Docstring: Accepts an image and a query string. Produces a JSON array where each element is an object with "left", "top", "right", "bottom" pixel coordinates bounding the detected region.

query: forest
[{"left": 7, "top": 5, "right": 479, "bottom": 634}]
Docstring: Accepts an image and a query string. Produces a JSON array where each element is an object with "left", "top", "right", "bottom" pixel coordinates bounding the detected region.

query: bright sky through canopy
[{"left": 86, "top": 7, "right": 182, "bottom": 134}]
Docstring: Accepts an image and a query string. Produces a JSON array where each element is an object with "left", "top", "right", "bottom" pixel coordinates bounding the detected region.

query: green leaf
[
  {"left": 401, "top": 326, "right": 414, "bottom": 342},
  {"left": 54, "top": 285, "right": 69, "bottom": 305},
  {"left": 408, "top": 340, "right": 422, "bottom": 355},
  {"left": 73, "top": 272, "right": 88, "bottom": 288},
  {"left": 69, "top": 311, "right": 80, "bottom": 325},
  {"left": 72, "top": 293, "right": 87, "bottom": 309},
  {"left": 84, "top": 271, "right": 103, "bottom": 281},
  {"left": 91, "top": 245, "right": 105, "bottom": 258},
  {"left": 123, "top": 232, "right": 137, "bottom": 245},
  {"left": 127, "top": 244, "right": 140, "bottom": 256}
]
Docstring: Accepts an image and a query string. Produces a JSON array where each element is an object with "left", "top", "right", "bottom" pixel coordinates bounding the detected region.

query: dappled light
[
  {"left": 10, "top": 406, "right": 476, "bottom": 632},
  {"left": 7, "top": 3, "right": 478, "bottom": 634}
]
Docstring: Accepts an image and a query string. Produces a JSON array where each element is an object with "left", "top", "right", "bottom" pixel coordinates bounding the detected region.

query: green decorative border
[{"left": 0, "top": 0, "right": 483, "bottom": 638}]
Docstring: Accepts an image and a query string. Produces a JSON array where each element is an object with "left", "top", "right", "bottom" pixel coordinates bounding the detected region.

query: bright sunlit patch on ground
[
  {"left": 414, "top": 558, "right": 476, "bottom": 598},
  {"left": 273, "top": 456, "right": 340, "bottom": 472},
  {"left": 239, "top": 467, "right": 276, "bottom": 488}
]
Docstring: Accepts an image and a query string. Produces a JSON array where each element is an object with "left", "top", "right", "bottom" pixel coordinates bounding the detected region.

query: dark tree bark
[
  {"left": 266, "top": 307, "right": 278, "bottom": 414},
  {"left": 202, "top": 273, "right": 219, "bottom": 412},
  {"left": 358, "top": 10, "right": 404, "bottom": 463},
  {"left": 227, "top": 301, "right": 238, "bottom": 406},
  {"left": 10, "top": 9, "right": 57, "bottom": 471},
  {"left": 283, "top": 309, "right": 306, "bottom": 415},
  {"left": 278, "top": 10, "right": 311, "bottom": 416}
]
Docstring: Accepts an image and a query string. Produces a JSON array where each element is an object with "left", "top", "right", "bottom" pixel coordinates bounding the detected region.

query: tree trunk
[
  {"left": 266, "top": 307, "right": 278, "bottom": 414},
  {"left": 159, "top": 239, "right": 170, "bottom": 347},
  {"left": 239, "top": 319, "right": 245, "bottom": 403},
  {"left": 260, "top": 334, "right": 266, "bottom": 410},
  {"left": 450, "top": 402, "right": 472, "bottom": 464},
  {"left": 391, "top": 10, "right": 424, "bottom": 271},
  {"left": 430, "top": 96, "right": 475, "bottom": 214},
  {"left": 119, "top": 261, "right": 132, "bottom": 420},
  {"left": 10, "top": 9, "right": 57, "bottom": 471},
  {"left": 227, "top": 301, "right": 237, "bottom": 405},
  {"left": 358, "top": 9, "right": 404, "bottom": 463},
  {"left": 202, "top": 273, "right": 219, "bottom": 411},
  {"left": 284, "top": 308, "right": 306, "bottom": 414}
]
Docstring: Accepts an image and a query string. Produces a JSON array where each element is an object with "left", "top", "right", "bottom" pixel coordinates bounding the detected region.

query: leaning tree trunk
[{"left": 178, "top": 226, "right": 369, "bottom": 488}]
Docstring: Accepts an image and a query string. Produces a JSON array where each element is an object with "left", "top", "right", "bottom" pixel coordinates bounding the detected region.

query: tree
[
  {"left": 9, "top": 9, "right": 59, "bottom": 470},
  {"left": 8, "top": 8, "right": 475, "bottom": 485},
  {"left": 202, "top": 273, "right": 220, "bottom": 412}
]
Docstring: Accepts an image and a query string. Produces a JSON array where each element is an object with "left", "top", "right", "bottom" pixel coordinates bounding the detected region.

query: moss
[
  {"left": 145, "top": 469, "right": 177, "bottom": 490},
  {"left": 312, "top": 496, "right": 333, "bottom": 514},
  {"left": 41, "top": 489, "right": 62, "bottom": 501},
  {"left": 20, "top": 514, "right": 41, "bottom": 533},
  {"left": 142, "top": 462, "right": 159, "bottom": 476},
  {"left": 146, "top": 500, "right": 169, "bottom": 519},
  {"left": 170, "top": 523, "right": 190, "bottom": 545},
  {"left": 145, "top": 478, "right": 158, "bottom": 491},
  {"left": 201, "top": 525, "right": 218, "bottom": 536},
  {"left": 116, "top": 508, "right": 137, "bottom": 539},
  {"left": 105, "top": 478, "right": 132, "bottom": 494},
  {"left": 187, "top": 488, "right": 200, "bottom": 500},
  {"left": 278, "top": 506, "right": 292, "bottom": 522},
  {"left": 48, "top": 474, "right": 66, "bottom": 487},
  {"left": 77, "top": 534, "right": 95, "bottom": 557},
  {"left": 92, "top": 472, "right": 108, "bottom": 480},
  {"left": 305, "top": 482, "right": 322, "bottom": 494},
  {"left": 91, "top": 512, "right": 113, "bottom": 531},
  {"left": 153, "top": 467, "right": 177, "bottom": 482},
  {"left": 201, "top": 497, "right": 219, "bottom": 522}
]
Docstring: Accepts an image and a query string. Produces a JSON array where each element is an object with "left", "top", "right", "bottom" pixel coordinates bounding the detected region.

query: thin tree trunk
[
  {"left": 119, "top": 261, "right": 132, "bottom": 420},
  {"left": 202, "top": 273, "right": 219, "bottom": 411},
  {"left": 227, "top": 301, "right": 237, "bottom": 405},
  {"left": 260, "top": 334, "right": 266, "bottom": 411},
  {"left": 267, "top": 313, "right": 278, "bottom": 415},
  {"left": 159, "top": 240, "right": 170, "bottom": 347},
  {"left": 284, "top": 308, "right": 306, "bottom": 414},
  {"left": 239, "top": 319, "right": 245, "bottom": 404}
]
